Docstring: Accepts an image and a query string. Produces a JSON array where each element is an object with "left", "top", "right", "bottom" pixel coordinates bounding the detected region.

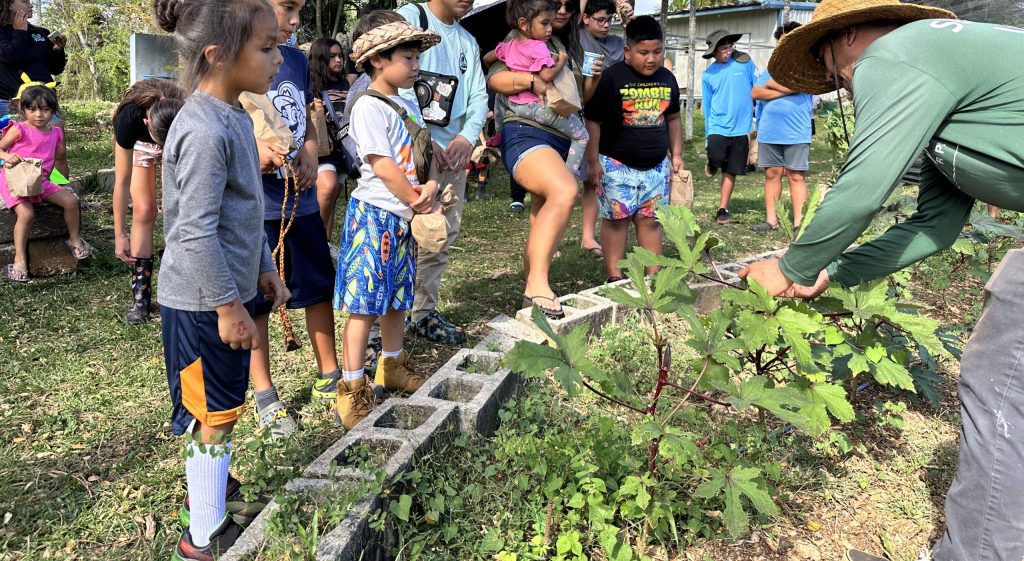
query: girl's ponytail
[{"left": 153, "top": 0, "right": 185, "bottom": 33}]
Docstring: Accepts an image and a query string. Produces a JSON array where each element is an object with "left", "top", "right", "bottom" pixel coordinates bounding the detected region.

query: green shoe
[
  {"left": 179, "top": 476, "right": 267, "bottom": 528},
  {"left": 312, "top": 370, "right": 342, "bottom": 401}
]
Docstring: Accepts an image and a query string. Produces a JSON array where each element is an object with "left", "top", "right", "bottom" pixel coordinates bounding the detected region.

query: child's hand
[
  {"left": 558, "top": 52, "right": 568, "bottom": 64},
  {"left": 587, "top": 158, "right": 603, "bottom": 187},
  {"left": 258, "top": 271, "right": 292, "bottom": 311},
  {"left": 590, "top": 55, "right": 605, "bottom": 77},
  {"left": 294, "top": 142, "right": 319, "bottom": 189},
  {"left": 672, "top": 155, "right": 685, "bottom": 174},
  {"left": 411, "top": 180, "right": 439, "bottom": 214},
  {"left": 4, "top": 153, "right": 22, "bottom": 167},
  {"left": 216, "top": 300, "right": 260, "bottom": 350},
  {"left": 258, "top": 143, "right": 289, "bottom": 173},
  {"left": 114, "top": 233, "right": 135, "bottom": 264}
]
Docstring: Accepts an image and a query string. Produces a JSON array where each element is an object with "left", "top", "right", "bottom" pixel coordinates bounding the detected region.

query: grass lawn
[{"left": 0, "top": 101, "right": 999, "bottom": 559}]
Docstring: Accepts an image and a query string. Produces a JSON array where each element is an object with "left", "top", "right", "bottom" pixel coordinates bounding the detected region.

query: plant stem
[
  {"left": 660, "top": 356, "right": 711, "bottom": 428},
  {"left": 580, "top": 378, "right": 647, "bottom": 414},
  {"left": 696, "top": 273, "right": 746, "bottom": 290},
  {"left": 663, "top": 381, "right": 728, "bottom": 406}
]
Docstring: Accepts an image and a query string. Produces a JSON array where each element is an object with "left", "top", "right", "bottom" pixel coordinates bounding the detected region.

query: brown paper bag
[
  {"left": 747, "top": 130, "right": 758, "bottom": 167},
  {"left": 5, "top": 157, "right": 43, "bottom": 198},
  {"left": 411, "top": 185, "right": 455, "bottom": 252},
  {"left": 310, "top": 99, "right": 332, "bottom": 157},
  {"left": 546, "top": 64, "right": 582, "bottom": 117},
  {"left": 240, "top": 92, "right": 296, "bottom": 153},
  {"left": 670, "top": 169, "right": 693, "bottom": 208}
]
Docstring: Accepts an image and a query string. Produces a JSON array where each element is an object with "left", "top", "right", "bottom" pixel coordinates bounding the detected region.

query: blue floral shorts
[{"left": 596, "top": 155, "right": 670, "bottom": 221}]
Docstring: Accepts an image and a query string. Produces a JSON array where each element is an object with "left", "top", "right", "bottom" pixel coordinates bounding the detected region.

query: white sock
[
  {"left": 185, "top": 440, "right": 232, "bottom": 547},
  {"left": 381, "top": 348, "right": 402, "bottom": 359},
  {"left": 342, "top": 369, "right": 365, "bottom": 382}
]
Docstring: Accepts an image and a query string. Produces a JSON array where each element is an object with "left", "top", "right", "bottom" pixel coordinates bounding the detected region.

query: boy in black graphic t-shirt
[{"left": 583, "top": 16, "right": 684, "bottom": 282}]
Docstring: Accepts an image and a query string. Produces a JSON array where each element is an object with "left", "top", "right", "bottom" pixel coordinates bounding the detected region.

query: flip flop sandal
[
  {"left": 523, "top": 294, "right": 565, "bottom": 320},
  {"left": 6, "top": 264, "right": 29, "bottom": 283},
  {"left": 65, "top": 239, "right": 94, "bottom": 260}
]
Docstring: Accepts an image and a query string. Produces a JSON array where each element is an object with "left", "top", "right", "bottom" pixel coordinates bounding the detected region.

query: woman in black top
[
  {"left": 0, "top": 0, "right": 66, "bottom": 115},
  {"left": 111, "top": 78, "right": 184, "bottom": 324},
  {"left": 308, "top": 37, "right": 352, "bottom": 242}
]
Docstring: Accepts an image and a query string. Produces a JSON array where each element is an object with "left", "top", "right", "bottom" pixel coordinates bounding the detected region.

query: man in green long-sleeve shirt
[{"left": 738, "top": 1, "right": 1024, "bottom": 559}]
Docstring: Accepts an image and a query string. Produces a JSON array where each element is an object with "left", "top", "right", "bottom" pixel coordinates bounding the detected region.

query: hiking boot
[
  {"left": 406, "top": 310, "right": 466, "bottom": 345},
  {"left": 172, "top": 515, "right": 242, "bottom": 561},
  {"left": 311, "top": 370, "right": 342, "bottom": 401},
  {"left": 254, "top": 400, "right": 298, "bottom": 440},
  {"left": 125, "top": 257, "right": 154, "bottom": 324},
  {"left": 180, "top": 475, "right": 267, "bottom": 528},
  {"left": 750, "top": 221, "right": 779, "bottom": 233},
  {"left": 508, "top": 201, "right": 525, "bottom": 214},
  {"left": 335, "top": 376, "right": 374, "bottom": 430},
  {"left": 375, "top": 350, "right": 425, "bottom": 393},
  {"left": 715, "top": 208, "right": 731, "bottom": 225}
]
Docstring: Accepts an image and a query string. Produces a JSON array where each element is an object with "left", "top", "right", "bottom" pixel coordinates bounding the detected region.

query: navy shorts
[
  {"left": 501, "top": 121, "right": 571, "bottom": 178},
  {"left": 707, "top": 134, "right": 750, "bottom": 176},
  {"left": 163, "top": 299, "right": 256, "bottom": 436},
  {"left": 254, "top": 212, "right": 336, "bottom": 317}
]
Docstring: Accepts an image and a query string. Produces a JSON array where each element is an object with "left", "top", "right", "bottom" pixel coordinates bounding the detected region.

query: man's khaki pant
[{"left": 412, "top": 167, "right": 466, "bottom": 323}]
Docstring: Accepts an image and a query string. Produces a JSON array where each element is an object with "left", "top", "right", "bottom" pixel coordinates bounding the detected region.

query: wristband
[{"left": 530, "top": 76, "right": 535, "bottom": 94}]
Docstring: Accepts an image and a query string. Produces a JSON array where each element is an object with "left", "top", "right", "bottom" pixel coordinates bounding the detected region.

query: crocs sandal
[
  {"left": 406, "top": 310, "right": 467, "bottom": 345},
  {"left": 523, "top": 294, "right": 565, "bottom": 320},
  {"left": 65, "top": 239, "right": 94, "bottom": 260},
  {"left": 6, "top": 264, "right": 28, "bottom": 283}
]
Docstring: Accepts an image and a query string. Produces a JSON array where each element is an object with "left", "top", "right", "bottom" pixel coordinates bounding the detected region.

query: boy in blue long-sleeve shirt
[{"left": 701, "top": 29, "right": 757, "bottom": 225}]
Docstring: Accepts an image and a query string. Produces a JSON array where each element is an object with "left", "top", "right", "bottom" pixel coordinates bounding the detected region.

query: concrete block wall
[{"left": 222, "top": 250, "right": 778, "bottom": 559}]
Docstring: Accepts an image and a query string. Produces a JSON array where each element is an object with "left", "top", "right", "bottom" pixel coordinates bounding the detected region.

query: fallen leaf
[
  {"left": 806, "top": 520, "right": 821, "bottom": 532},
  {"left": 3, "top": 512, "right": 11, "bottom": 526},
  {"left": 64, "top": 540, "right": 77, "bottom": 553},
  {"left": 145, "top": 514, "right": 156, "bottom": 540}
]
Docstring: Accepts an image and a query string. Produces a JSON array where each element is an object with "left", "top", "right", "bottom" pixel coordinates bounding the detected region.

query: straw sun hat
[
  {"left": 351, "top": 20, "right": 441, "bottom": 70},
  {"left": 767, "top": 0, "right": 955, "bottom": 94}
]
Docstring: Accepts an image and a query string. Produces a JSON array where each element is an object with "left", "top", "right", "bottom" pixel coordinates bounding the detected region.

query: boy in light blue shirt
[
  {"left": 700, "top": 29, "right": 757, "bottom": 225},
  {"left": 396, "top": 0, "right": 489, "bottom": 345},
  {"left": 750, "top": 22, "right": 815, "bottom": 233}
]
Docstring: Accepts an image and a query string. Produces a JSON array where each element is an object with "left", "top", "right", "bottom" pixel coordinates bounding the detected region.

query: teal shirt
[{"left": 779, "top": 20, "right": 1024, "bottom": 287}]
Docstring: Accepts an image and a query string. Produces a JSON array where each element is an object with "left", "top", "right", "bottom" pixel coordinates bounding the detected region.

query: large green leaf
[
  {"left": 872, "top": 357, "right": 916, "bottom": 392},
  {"left": 776, "top": 306, "right": 823, "bottom": 367},
  {"left": 722, "top": 466, "right": 780, "bottom": 538}
]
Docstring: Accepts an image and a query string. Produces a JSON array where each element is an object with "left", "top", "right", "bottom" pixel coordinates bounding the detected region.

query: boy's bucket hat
[
  {"left": 702, "top": 29, "right": 743, "bottom": 59},
  {"left": 351, "top": 20, "right": 441, "bottom": 70},
  {"left": 767, "top": 0, "right": 955, "bottom": 94}
]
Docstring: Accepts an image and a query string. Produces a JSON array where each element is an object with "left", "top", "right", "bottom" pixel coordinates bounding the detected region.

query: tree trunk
[
  {"left": 782, "top": 0, "right": 791, "bottom": 25},
  {"left": 685, "top": 0, "right": 696, "bottom": 141},
  {"left": 75, "top": 29, "right": 101, "bottom": 99},
  {"left": 315, "top": 0, "right": 323, "bottom": 37},
  {"left": 331, "top": 0, "right": 346, "bottom": 38},
  {"left": 659, "top": 0, "right": 668, "bottom": 30}
]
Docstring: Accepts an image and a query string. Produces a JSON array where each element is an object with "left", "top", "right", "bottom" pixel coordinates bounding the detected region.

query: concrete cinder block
[
  {"left": 413, "top": 369, "right": 520, "bottom": 438},
  {"left": 485, "top": 313, "right": 547, "bottom": 344},
  {"left": 305, "top": 432, "right": 414, "bottom": 482},
  {"left": 219, "top": 499, "right": 281, "bottom": 561},
  {"left": 515, "top": 293, "right": 614, "bottom": 342},
  {"left": 472, "top": 330, "right": 520, "bottom": 353},
  {"left": 316, "top": 494, "right": 384, "bottom": 561},
  {"left": 362, "top": 396, "right": 458, "bottom": 454}
]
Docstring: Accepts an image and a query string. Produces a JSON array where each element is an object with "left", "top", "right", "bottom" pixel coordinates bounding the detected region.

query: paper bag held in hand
[
  {"left": 6, "top": 157, "right": 43, "bottom": 198},
  {"left": 240, "top": 92, "right": 297, "bottom": 153},
  {"left": 411, "top": 185, "right": 454, "bottom": 253},
  {"left": 546, "top": 64, "right": 582, "bottom": 117},
  {"left": 670, "top": 169, "right": 693, "bottom": 208}
]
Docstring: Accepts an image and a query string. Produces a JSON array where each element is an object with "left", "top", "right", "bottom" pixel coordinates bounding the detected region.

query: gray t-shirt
[
  {"left": 577, "top": 25, "right": 625, "bottom": 67},
  {"left": 159, "top": 92, "right": 274, "bottom": 312}
]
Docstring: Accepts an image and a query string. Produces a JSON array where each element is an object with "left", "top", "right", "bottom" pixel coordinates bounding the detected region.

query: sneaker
[
  {"left": 180, "top": 476, "right": 268, "bottom": 528},
  {"left": 475, "top": 181, "right": 488, "bottom": 200},
  {"left": 508, "top": 201, "right": 525, "bottom": 214},
  {"left": 363, "top": 337, "right": 383, "bottom": 373},
  {"left": 704, "top": 160, "right": 715, "bottom": 177},
  {"left": 715, "top": 208, "right": 731, "bottom": 225},
  {"left": 335, "top": 376, "right": 374, "bottom": 430},
  {"left": 375, "top": 350, "right": 426, "bottom": 393},
  {"left": 750, "top": 221, "right": 779, "bottom": 233},
  {"left": 254, "top": 400, "right": 298, "bottom": 440},
  {"left": 311, "top": 370, "right": 342, "bottom": 401},
  {"left": 406, "top": 310, "right": 467, "bottom": 345},
  {"left": 172, "top": 515, "right": 242, "bottom": 561}
]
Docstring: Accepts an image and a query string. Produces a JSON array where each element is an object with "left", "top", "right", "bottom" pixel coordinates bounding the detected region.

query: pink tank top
[{"left": 6, "top": 121, "right": 63, "bottom": 183}]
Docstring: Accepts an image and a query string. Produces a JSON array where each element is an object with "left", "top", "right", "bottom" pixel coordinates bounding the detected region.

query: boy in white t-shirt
[{"left": 332, "top": 13, "right": 440, "bottom": 429}]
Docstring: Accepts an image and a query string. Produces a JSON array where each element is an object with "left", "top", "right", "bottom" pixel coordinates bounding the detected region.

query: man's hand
[
  {"left": 258, "top": 271, "right": 291, "bottom": 311},
  {"left": 432, "top": 141, "right": 450, "bottom": 172},
  {"left": 216, "top": 300, "right": 260, "bottom": 350},
  {"left": 294, "top": 141, "right": 318, "bottom": 189},
  {"left": 258, "top": 143, "right": 289, "bottom": 173},
  {"left": 782, "top": 270, "right": 830, "bottom": 299},
  {"left": 738, "top": 259, "right": 793, "bottom": 297},
  {"left": 411, "top": 180, "right": 439, "bottom": 214},
  {"left": 444, "top": 135, "right": 473, "bottom": 171},
  {"left": 114, "top": 233, "right": 135, "bottom": 264}
]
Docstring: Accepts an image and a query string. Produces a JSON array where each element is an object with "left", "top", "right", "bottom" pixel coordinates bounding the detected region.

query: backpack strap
[
  {"left": 415, "top": 3, "right": 429, "bottom": 30},
  {"left": 351, "top": 89, "right": 433, "bottom": 184}
]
